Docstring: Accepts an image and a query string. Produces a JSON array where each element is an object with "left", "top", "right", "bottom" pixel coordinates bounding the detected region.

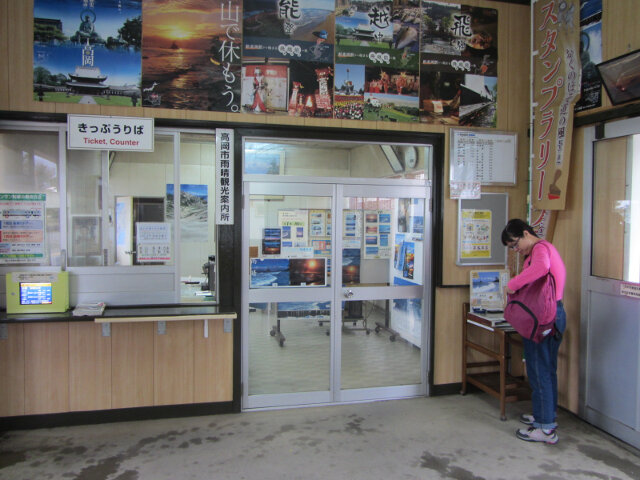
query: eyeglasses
[{"left": 508, "top": 237, "right": 521, "bottom": 250}]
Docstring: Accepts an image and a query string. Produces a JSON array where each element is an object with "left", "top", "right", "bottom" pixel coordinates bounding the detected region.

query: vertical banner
[
  {"left": 215, "top": 129, "right": 234, "bottom": 225},
  {"left": 532, "top": 0, "right": 581, "bottom": 211}
]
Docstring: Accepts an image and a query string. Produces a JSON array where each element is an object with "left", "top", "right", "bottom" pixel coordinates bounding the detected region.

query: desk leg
[
  {"left": 499, "top": 332, "right": 507, "bottom": 421},
  {"left": 461, "top": 305, "right": 468, "bottom": 395},
  {"left": 270, "top": 318, "right": 286, "bottom": 347}
]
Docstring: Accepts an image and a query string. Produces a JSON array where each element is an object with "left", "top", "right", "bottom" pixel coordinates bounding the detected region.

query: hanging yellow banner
[{"left": 532, "top": 0, "right": 581, "bottom": 210}]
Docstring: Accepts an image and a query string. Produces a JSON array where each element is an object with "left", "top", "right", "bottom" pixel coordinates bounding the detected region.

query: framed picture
[
  {"left": 596, "top": 49, "right": 640, "bottom": 105},
  {"left": 71, "top": 215, "right": 101, "bottom": 257}
]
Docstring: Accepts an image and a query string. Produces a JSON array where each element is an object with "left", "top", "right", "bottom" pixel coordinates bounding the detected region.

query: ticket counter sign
[
  {"left": 0, "top": 193, "right": 46, "bottom": 264},
  {"left": 67, "top": 115, "right": 154, "bottom": 151}
]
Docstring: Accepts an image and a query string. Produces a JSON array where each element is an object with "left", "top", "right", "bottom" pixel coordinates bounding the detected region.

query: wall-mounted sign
[
  {"left": 0, "top": 193, "right": 46, "bottom": 264},
  {"left": 67, "top": 115, "right": 154, "bottom": 151},
  {"left": 215, "top": 129, "right": 234, "bottom": 225}
]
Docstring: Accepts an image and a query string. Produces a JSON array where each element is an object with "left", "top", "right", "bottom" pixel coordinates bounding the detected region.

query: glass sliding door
[
  {"left": 244, "top": 183, "right": 334, "bottom": 408},
  {"left": 242, "top": 137, "right": 432, "bottom": 410},
  {"left": 336, "top": 185, "right": 428, "bottom": 402}
]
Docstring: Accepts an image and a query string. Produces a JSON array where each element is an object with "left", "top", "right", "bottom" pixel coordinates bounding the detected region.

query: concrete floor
[{"left": 1, "top": 394, "right": 639, "bottom": 480}]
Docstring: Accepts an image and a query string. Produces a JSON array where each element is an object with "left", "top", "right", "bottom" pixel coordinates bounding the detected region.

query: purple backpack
[{"left": 504, "top": 242, "right": 557, "bottom": 343}]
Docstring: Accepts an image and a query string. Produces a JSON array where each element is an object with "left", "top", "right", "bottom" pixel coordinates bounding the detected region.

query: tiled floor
[{"left": 248, "top": 304, "right": 421, "bottom": 395}]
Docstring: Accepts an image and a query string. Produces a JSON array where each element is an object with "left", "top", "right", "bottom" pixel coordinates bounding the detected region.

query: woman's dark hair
[{"left": 501, "top": 218, "right": 538, "bottom": 246}]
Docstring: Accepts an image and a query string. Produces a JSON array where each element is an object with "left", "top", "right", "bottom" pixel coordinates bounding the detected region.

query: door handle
[{"left": 344, "top": 289, "right": 354, "bottom": 298}]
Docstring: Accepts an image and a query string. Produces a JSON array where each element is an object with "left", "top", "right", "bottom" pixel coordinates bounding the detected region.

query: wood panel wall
[
  {"left": 0, "top": 318, "right": 233, "bottom": 417},
  {"left": 0, "top": 0, "right": 530, "bottom": 391}
]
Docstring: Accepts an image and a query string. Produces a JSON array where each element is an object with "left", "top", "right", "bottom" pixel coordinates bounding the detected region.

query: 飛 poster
[
  {"left": 33, "top": 0, "right": 142, "bottom": 106},
  {"left": 419, "top": 2, "right": 498, "bottom": 127},
  {"left": 142, "top": 0, "right": 242, "bottom": 111}
]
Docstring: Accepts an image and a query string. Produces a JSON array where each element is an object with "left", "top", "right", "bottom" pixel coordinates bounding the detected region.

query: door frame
[
  {"left": 581, "top": 117, "right": 640, "bottom": 449},
  {"left": 241, "top": 179, "right": 432, "bottom": 410}
]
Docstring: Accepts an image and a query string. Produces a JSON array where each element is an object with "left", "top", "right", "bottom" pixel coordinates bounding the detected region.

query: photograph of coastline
[
  {"left": 142, "top": 0, "right": 242, "bottom": 111},
  {"left": 250, "top": 258, "right": 290, "bottom": 287}
]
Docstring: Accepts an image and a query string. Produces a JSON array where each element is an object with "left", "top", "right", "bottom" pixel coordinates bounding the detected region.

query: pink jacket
[{"left": 507, "top": 240, "right": 566, "bottom": 301}]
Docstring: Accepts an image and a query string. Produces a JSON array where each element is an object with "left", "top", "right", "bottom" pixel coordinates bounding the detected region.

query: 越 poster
[
  {"left": 33, "top": 0, "right": 142, "bottom": 106},
  {"left": 142, "top": 0, "right": 242, "bottom": 111}
]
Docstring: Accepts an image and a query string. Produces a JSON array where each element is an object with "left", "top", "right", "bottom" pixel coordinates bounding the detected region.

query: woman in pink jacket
[{"left": 501, "top": 219, "right": 566, "bottom": 445}]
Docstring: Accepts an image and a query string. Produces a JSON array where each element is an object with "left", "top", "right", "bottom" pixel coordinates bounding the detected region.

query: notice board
[
  {"left": 457, "top": 193, "right": 508, "bottom": 266},
  {"left": 450, "top": 129, "right": 517, "bottom": 187}
]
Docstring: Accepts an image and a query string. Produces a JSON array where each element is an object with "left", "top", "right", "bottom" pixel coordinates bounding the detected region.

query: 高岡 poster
[
  {"left": 142, "top": 0, "right": 243, "bottom": 111},
  {"left": 33, "top": 0, "right": 142, "bottom": 106}
]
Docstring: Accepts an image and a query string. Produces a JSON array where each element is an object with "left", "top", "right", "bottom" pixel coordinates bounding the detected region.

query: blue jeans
[{"left": 522, "top": 301, "right": 566, "bottom": 430}]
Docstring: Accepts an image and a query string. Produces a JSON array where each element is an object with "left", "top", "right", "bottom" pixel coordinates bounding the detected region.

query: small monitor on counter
[{"left": 6, "top": 271, "right": 69, "bottom": 314}]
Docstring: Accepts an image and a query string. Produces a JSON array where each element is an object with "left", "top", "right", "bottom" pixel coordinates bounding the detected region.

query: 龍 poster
[
  {"left": 33, "top": 0, "right": 142, "bottom": 106},
  {"left": 142, "top": 0, "right": 242, "bottom": 111}
]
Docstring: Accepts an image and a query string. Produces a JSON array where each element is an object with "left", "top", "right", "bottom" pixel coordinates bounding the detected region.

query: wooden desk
[{"left": 461, "top": 303, "right": 529, "bottom": 420}]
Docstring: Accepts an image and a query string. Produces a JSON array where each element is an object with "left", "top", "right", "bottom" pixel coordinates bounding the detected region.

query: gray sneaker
[
  {"left": 519, "top": 413, "right": 535, "bottom": 425},
  {"left": 516, "top": 427, "right": 558, "bottom": 444}
]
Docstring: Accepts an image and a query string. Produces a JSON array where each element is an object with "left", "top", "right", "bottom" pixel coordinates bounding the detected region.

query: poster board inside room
[{"left": 456, "top": 193, "right": 508, "bottom": 266}]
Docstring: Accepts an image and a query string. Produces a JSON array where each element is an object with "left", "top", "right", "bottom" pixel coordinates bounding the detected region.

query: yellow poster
[{"left": 460, "top": 209, "right": 492, "bottom": 259}]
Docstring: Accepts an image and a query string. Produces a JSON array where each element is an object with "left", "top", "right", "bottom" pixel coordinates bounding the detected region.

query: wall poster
[
  {"left": 0, "top": 193, "right": 47, "bottom": 264},
  {"left": 459, "top": 209, "right": 491, "bottom": 259},
  {"left": 363, "top": 210, "right": 392, "bottom": 259},
  {"left": 32, "top": 1, "right": 501, "bottom": 127},
  {"left": 575, "top": 0, "right": 602, "bottom": 112},
  {"left": 136, "top": 222, "right": 171, "bottom": 262},
  {"left": 420, "top": 2, "right": 498, "bottom": 127},
  {"left": 343, "top": 209, "right": 362, "bottom": 238},
  {"left": 33, "top": 0, "right": 143, "bottom": 106},
  {"left": 278, "top": 209, "right": 308, "bottom": 247}
]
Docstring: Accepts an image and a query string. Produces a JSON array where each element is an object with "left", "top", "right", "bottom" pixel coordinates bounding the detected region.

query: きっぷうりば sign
[{"left": 67, "top": 115, "right": 154, "bottom": 152}]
